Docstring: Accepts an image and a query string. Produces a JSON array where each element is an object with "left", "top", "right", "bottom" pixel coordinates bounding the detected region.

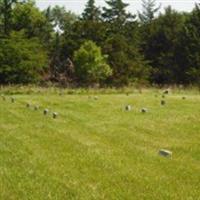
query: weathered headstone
[
  {"left": 11, "top": 97, "right": 15, "bottom": 103},
  {"left": 53, "top": 112, "right": 58, "bottom": 119},
  {"left": 94, "top": 96, "right": 99, "bottom": 100},
  {"left": 161, "top": 100, "right": 166, "bottom": 106},
  {"left": 125, "top": 105, "right": 132, "bottom": 111},
  {"left": 163, "top": 90, "right": 169, "bottom": 94},
  {"left": 59, "top": 91, "right": 63, "bottom": 96},
  {"left": 141, "top": 108, "right": 148, "bottom": 113},
  {"left": 1, "top": 95, "right": 6, "bottom": 101},
  {"left": 43, "top": 109, "right": 49, "bottom": 115},
  {"left": 34, "top": 105, "right": 39, "bottom": 111},
  {"left": 159, "top": 149, "right": 172, "bottom": 158},
  {"left": 26, "top": 103, "right": 31, "bottom": 108}
]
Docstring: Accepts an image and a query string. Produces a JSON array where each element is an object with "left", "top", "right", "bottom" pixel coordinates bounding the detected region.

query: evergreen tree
[
  {"left": 102, "top": 0, "right": 134, "bottom": 28},
  {"left": 12, "top": 1, "right": 49, "bottom": 40},
  {"left": 139, "top": 0, "right": 161, "bottom": 83},
  {"left": 142, "top": 6, "right": 185, "bottom": 84},
  {"left": 0, "top": 31, "right": 47, "bottom": 83},
  {"left": 49, "top": 32, "right": 61, "bottom": 81},
  {"left": 81, "top": 0, "right": 101, "bottom": 21},
  {"left": 103, "top": 34, "right": 150, "bottom": 86},
  {"left": 101, "top": 0, "right": 149, "bottom": 86},
  {"left": 78, "top": 0, "right": 105, "bottom": 44},
  {"left": 139, "top": 0, "right": 161, "bottom": 23},
  {"left": 51, "top": 6, "right": 77, "bottom": 31},
  {"left": 179, "top": 3, "right": 200, "bottom": 84},
  {"left": 0, "top": 0, "right": 18, "bottom": 35}
]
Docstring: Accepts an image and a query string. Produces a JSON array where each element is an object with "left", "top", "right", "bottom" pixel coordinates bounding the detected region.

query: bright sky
[{"left": 36, "top": 0, "right": 198, "bottom": 14}]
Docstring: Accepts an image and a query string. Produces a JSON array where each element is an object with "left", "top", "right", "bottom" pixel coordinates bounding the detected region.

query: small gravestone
[
  {"left": 139, "top": 89, "right": 143, "bottom": 94},
  {"left": 125, "top": 105, "right": 132, "bottom": 111},
  {"left": 94, "top": 96, "right": 98, "bottom": 100},
  {"left": 53, "top": 112, "right": 58, "bottom": 119},
  {"left": 141, "top": 108, "right": 148, "bottom": 113},
  {"left": 59, "top": 91, "right": 63, "bottom": 96},
  {"left": 159, "top": 149, "right": 172, "bottom": 158},
  {"left": 11, "top": 97, "right": 15, "bottom": 103},
  {"left": 43, "top": 109, "right": 49, "bottom": 115},
  {"left": 26, "top": 103, "right": 31, "bottom": 108},
  {"left": 34, "top": 105, "right": 39, "bottom": 111},
  {"left": 163, "top": 90, "right": 169, "bottom": 94},
  {"left": 161, "top": 100, "right": 166, "bottom": 106},
  {"left": 2, "top": 95, "right": 6, "bottom": 101}
]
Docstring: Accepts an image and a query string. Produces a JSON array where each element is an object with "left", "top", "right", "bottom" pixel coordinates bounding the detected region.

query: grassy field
[{"left": 0, "top": 87, "right": 200, "bottom": 200}]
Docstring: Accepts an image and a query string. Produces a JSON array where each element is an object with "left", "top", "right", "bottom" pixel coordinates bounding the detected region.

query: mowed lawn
[{"left": 0, "top": 88, "right": 200, "bottom": 200}]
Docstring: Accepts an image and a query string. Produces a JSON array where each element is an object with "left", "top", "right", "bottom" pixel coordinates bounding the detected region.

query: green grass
[{"left": 0, "top": 88, "right": 200, "bottom": 200}]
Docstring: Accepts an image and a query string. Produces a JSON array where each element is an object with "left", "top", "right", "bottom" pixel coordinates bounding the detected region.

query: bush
[{"left": 74, "top": 40, "right": 112, "bottom": 86}]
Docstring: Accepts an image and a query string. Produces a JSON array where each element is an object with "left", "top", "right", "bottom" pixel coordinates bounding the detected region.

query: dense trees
[
  {"left": 141, "top": 6, "right": 185, "bottom": 84},
  {"left": 101, "top": 0, "right": 149, "bottom": 86},
  {"left": 179, "top": 3, "right": 200, "bottom": 84},
  {"left": 0, "top": 31, "right": 47, "bottom": 83},
  {"left": 0, "top": 0, "right": 200, "bottom": 87}
]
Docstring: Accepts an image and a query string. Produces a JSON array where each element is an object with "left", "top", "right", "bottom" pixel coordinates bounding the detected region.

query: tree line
[{"left": 0, "top": 0, "right": 200, "bottom": 87}]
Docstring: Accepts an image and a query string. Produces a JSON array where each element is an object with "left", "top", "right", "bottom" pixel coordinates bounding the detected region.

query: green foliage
[
  {"left": 0, "top": 31, "right": 47, "bottom": 83},
  {"left": 178, "top": 4, "right": 200, "bottom": 84},
  {"left": 74, "top": 40, "right": 112, "bottom": 85},
  {"left": 48, "top": 7, "right": 78, "bottom": 82},
  {"left": 103, "top": 0, "right": 131, "bottom": 21},
  {"left": 102, "top": 0, "right": 135, "bottom": 33},
  {"left": 0, "top": 0, "right": 18, "bottom": 35},
  {"left": 139, "top": 0, "right": 161, "bottom": 23},
  {"left": 12, "top": 1, "right": 50, "bottom": 40},
  {"left": 51, "top": 5, "right": 77, "bottom": 31},
  {"left": 1, "top": 0, "right": 200, "bottom": 86},
  {"left": 141, "top": 6, "right": 185, "bottom": 84},
  {"left": 103, "top": 34, "right": 150, "bottom": 86},
  {"left": 101, "top": 0, "right": 149, "bottom": 86},
  {"left": 81, "top": 0, "right": 101, "bottom": 21}
]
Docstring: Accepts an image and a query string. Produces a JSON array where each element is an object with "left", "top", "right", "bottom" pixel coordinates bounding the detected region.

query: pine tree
[
  {"left": 138, "top": 0, "right": 161, "bottom": 23},
  {"left": 179, "top": 3, "right": 200, "bottom": 84},
  {"left": 102, "top": 0, "right": 134, "bottom": 24},
  {"left": 81, "top": 0, "right": 101, "bottom": 21},
  {"left": 142, "top": 6, "right": 185, "bottom": 84},
  {"left": 0, "top": 0, "right": 16, "bottom": 35},
  {"left": 78, "top": 0, "right": 105, "bottom": 44},
  {"left": 139, "top": 0, "right": 161, "bottom": 81}
]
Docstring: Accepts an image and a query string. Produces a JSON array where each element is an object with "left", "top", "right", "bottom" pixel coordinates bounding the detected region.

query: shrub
[{"left": 74, "top": 40, "right": 112, "bottom": 86}]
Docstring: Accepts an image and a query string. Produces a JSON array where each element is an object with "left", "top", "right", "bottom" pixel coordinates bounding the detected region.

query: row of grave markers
[
  {"left": 1, "top": 95, "right": 59, "bottom": 119},
  {"left": 1, "top": 91, "right": 187, "bottom": 117}
]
